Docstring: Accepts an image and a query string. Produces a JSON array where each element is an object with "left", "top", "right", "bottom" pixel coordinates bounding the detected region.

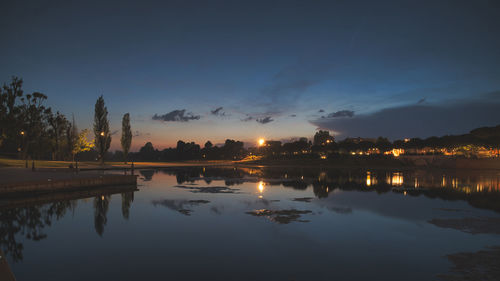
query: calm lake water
[{"left": 2, "top": 166, "right": 500, "bottom": 281}]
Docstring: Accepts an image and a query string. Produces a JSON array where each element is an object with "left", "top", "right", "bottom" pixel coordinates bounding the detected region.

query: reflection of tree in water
[
  {"left": 0, "top": 200, "right": 77, "bottom": 262},
  {"left": 121, "top": 192, "right": 134, "bottom": 220},
  {"left": 170, "top": 166, "right": 500, "bottom": 213},
  {"left": 94, "top": 195, "right": 110, "bottom": 236},
  {"left": 139, "top": 169, "right": 155, "bottom": 181}
]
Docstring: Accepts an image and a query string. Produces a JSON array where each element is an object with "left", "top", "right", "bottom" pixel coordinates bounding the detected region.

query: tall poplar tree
[
  {"left": 121, "top": 113, "right": 132, "bottom": 163},
  {"left": 93, "top": 95, "right": 111, "bottom": 164}
]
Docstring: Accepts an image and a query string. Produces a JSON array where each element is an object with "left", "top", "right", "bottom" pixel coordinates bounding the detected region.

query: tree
[
  {"left": 72, "top": 129, "right": 94, "bottom": 161},
  {"left": 19, "top": 92, "right": 51, "bottom": 160},
  {"left": 66, "top": 115, "right": 78, "bottom": 161},
  {"left": 121, "top": 113, "right": 132, "bottom": 163},
  {"left": 0, "top": 77, "right": 24, "bottom": 151},
  {"left": 48, "top": 111, "right": 68, "bottom": 160},
  {"left": 93, "top": 95, "right": 111, "bottom": 164}
]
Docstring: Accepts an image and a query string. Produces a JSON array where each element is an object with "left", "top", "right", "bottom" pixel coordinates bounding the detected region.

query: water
[{"left": 2, "top": 166, "right": 500, "bottom": 281}]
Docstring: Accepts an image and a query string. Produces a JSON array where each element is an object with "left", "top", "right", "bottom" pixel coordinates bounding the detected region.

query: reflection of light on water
[
  {"left": 258, "top": 181, "right": 265, "bottom": 193},
  {"left": 414, "top": 178, "right": 419, "bottom": 188},
  {"left": 391, "top": 172, "right": 403, "bottom": 186},
  {"left": 366, "top": 171, "right": 371, "bottom": 187}
]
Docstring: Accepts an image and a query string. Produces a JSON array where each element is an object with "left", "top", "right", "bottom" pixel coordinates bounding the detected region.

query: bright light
[
  {"left": 100, "top": 131, "right": 105, "bottom": 136},
  {"left": 258, "top": 181, "right": 265, "bottom": 193},
  {"left": 20, "top": 131, "right": 25, "bottom": 135},
  {"left": 258, "top": 138, "right": 265, "bottom": 146}
]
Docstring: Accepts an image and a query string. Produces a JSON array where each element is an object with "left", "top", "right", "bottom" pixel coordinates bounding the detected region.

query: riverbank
[
  {"left": 0, "top": 158, "right": 236, "bottom": 169},
  {"left": 2, "top": 156, "right": 500, "bottom": 173},
  {"left": 239, "top": 156, "right": 500, "bottom": 170}
]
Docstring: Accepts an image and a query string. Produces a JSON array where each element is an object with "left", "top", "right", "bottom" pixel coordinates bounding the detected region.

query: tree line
[{"left": 0, "top": 77, "right": 131, "bottom": 164}]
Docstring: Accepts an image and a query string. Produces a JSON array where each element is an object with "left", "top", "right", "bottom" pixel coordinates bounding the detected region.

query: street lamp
[{"left": 20, "top": 130, "right": 27, "bottom": 168}]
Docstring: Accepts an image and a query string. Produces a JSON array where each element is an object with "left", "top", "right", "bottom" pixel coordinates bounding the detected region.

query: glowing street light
[
  {"left": 100, "top": 131, "right": 105, "bottom": 137},
  {"left": 20, "top": 131, "right": 25, "bottom": 135}
]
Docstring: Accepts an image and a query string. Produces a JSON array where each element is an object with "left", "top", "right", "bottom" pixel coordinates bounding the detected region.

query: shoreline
[{"left": 2, "top": 157, "right": 500, "bottom": 172}]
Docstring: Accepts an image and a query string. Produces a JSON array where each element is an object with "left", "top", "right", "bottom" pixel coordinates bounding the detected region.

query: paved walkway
[{"left": 0, "top": 168, "right": 111, "bottom": 185}]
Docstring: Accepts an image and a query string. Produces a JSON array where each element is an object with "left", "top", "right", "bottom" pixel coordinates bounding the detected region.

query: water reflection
[
  {"left": 257, "top": 181, "right": 265, "bottom": 198},
  {"left": 0, "top": 200, "right": 77, "bottom": 262},
  {"left": 155, "top": 166, "right": 500, "bottom": 212},
  {"left": 121, "top": 192, "right": 134, "bottom": 220},
  {"left": 0, "top": 186, "right": 136, "bottom": 261},
  {"left": 2, "top": 166, "right": 500, "bottom": 266},
  {"left": 93, "top": 195, "right": 110, "bottom": 236}
]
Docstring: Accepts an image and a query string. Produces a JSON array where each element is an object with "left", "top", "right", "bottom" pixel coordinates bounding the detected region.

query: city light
[{"left": 258, "top": 138, "right": 265, "bottom": 146}]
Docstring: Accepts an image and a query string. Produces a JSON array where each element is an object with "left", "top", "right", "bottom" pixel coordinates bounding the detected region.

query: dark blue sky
[{"left": 1, "top": 0, "right": 500, "bottom": 149}]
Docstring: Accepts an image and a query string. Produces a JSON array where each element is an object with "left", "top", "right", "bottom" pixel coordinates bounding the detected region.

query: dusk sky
[{"left": 1, "top": 0, "right": 500, "bottom": 150}]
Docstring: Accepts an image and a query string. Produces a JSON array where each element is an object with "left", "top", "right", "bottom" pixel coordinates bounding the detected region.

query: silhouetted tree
[
  {"left": 121, "top": 113, "right": 132, "bottom": 163},
  {"left": 0, "top": 77, "right": 24, "bottom": 152},
  {"left": 93, "top": 95, "right": 111, "bottom": 164},
  {"left": 47, "top": 111, "right": 68, "bottom": 160},
  {"left": 19, "top": 92, "right": 51, "bottom": 160}
]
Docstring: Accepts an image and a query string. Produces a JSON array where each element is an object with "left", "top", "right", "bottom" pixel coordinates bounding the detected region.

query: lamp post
[
  {"left": 99, "top": 131, "right": 105, "bottom": 165},
  {"left": 20, "top": 130, "right": 28, "bottom": 168}
]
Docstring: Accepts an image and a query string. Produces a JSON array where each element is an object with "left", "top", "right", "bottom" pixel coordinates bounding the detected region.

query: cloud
[
  {"left": 256, "top": 116, "right": 274, "bottom": 124},
  {"left": 318, "top": 109, "right": 325, "bottom": 113},
  {"left": 311, "top": 94, "right": 500, "bottom": 139},
  {"left": 210, "top": 107, "right": 226, "bottom": 116},
  {"left": 110, "top": 130, "right": 119, "bottom": 136},
  {"left": 241, "top": 116, "right": 253, "bottom": 122},
  {"left": 323, "top": 110, "right": 355, "bottom": 118},
  {"left": 152, "top": 110, "right": 200, "bottom": 122},
  {"left": 417, "top": 98, "right": 426, "bottom": 104},
  {"left": 290, "top": 114, "right": 297, "bottom": 117}
]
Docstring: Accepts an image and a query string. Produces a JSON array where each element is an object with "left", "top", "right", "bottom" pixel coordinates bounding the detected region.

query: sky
[{"left": 1, "top": 0, "right": 500, "bottom": 150}]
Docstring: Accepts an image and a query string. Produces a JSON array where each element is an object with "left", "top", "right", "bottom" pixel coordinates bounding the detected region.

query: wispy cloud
[{"left": 152, "top": 109, "right": 200, "bottom": 122}]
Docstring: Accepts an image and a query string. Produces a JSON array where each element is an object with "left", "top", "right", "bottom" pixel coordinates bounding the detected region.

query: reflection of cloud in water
[
  {"left": 246, "top": 209, "right": 312, "bottom": 224},
  {"left": 428, "top": 217, "right": 500, "bottom": 234},
  {"left": 438, "top": 246, "right": 500, "bottom": 281},
  {"left": 175, "top": 185, "right": 240, "bottom": 194},
  {"left": 326, "top": 206, "right": 353, "bottom": 214},
  {"left": 292, "top": 197, "right": 314, "bottom": 202},
  {"left": 152, "top": 199, "right": 210, "bottom": 216}
]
